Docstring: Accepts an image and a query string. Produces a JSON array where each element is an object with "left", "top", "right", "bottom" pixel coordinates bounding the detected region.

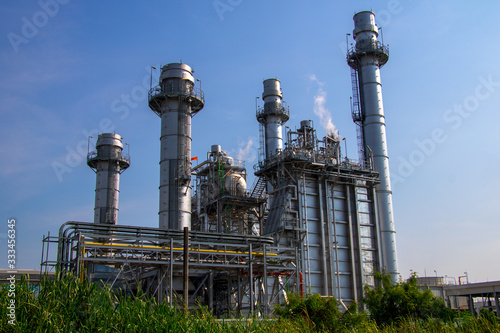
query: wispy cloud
[{"left": 310, "top": 74, "right": 341, "bottom": 139}]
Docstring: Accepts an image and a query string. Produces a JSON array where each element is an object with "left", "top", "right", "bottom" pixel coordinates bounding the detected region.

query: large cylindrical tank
[{"left": 224, "top": 173, "right": 247, "bottom": 196}]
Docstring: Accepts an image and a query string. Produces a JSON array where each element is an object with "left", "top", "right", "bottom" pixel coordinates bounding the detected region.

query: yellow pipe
[{"left": 83, "top": 242, "right": 277, "bottom": 256}]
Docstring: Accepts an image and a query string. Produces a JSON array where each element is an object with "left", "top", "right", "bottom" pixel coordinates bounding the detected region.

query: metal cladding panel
[
  {"left": 336, "top": 235, "right": 349, "bottom": 247},
  {"left": 337, "top": 260, "right": 351, "bottom": 272},
  {"left": 307, "top": 222, "right": 321, "bottom": 234},
  {"left": 334, "top": 210, "right": 347, "bottom": 222}
]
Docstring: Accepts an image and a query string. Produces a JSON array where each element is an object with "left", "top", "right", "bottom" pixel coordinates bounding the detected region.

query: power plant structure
[{"left": 41, "top": 10, "right": 398, "bottom": 317}]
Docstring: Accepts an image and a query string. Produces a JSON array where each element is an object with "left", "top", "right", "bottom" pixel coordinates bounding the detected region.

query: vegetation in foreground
[{"left": 0, "top": 272, "right": 499, "bottom": 332}]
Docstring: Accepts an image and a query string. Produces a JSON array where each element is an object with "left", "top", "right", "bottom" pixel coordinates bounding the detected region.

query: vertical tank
[
  {"left": 347, "top": 11, "right": 399, "bottom": 279},
  {"left": 257, "top": 79, "right": 290, "bottom": 159},
  {"left": 148, "top": 63, "right": 204, "bottom": 230},
  {"left": 87, "top": 133, "right": 130, "bottom": 225}
]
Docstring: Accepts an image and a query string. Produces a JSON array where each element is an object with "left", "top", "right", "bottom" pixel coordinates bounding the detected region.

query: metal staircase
[
  {"left": 250, "top": 176, "right": 267, "bottom": 199},
  {"left": 263, "top": 186, "right": 288, "bottom": 235}
]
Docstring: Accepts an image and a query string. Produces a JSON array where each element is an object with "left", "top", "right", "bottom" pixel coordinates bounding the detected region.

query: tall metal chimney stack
[
  {"left": 347, "top": 11, "right": 399, "bottom": 279},
  {"left": 257, "top": 79, "right": 289, "bottom": 159},
  {"left": 148, "top": 63, "right": 204, "bottom": 230},
  {"left": 87, "top": 133, "right": 130, "bottom": 225}
]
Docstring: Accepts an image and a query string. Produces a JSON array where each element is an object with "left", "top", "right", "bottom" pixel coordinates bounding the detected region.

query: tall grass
[
  {"left": 0, "top": 274, "right": 498, "bottom": 332},
  {"left": 0, "top": 273, "right": 309, "bottom": 332}
]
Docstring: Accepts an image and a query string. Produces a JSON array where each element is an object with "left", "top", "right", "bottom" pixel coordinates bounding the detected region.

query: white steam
[
  {"left": 310, "top": 74, "right": 341, "bottom": 139},
  {"left": 236, "top": 138, "right": 256, "bottom": 163}
]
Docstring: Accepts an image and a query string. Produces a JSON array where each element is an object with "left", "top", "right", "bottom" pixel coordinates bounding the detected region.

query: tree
[{"left": 363, "top": 271, "right": 456, "bottom": 326}]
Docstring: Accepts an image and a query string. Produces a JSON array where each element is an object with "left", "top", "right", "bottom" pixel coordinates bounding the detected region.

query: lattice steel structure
[{"left": 42, "top": 222, "right": 297, "bottom": 317}]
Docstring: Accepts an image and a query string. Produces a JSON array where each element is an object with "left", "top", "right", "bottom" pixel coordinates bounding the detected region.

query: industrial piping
[
  {"left": 87, "top": 133, "right": 130, "bottom": 225},
  {"left": 148, "top": 63, "right": 204, "bottom": 230},
  {"left": 347, "top": 11, "right": 399, "bottom": 279}
]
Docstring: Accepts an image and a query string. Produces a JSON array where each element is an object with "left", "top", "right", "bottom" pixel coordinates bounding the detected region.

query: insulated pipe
[
  {"left": 148, "top": 63, "right": 204, "bottom": 230},
  {"left": 347, "top": 11, "right": 399, "bottom": 280},
  {"left": 87, "top": 133, "right": 130, "bottom": 225}
]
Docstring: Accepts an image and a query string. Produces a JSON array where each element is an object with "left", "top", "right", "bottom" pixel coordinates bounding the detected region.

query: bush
[
  {"left": 364, "top": 271, "right": 457, "bottom": 326},
  {"left": 274, "top": 292, "right": 375, "bottom": 331}
]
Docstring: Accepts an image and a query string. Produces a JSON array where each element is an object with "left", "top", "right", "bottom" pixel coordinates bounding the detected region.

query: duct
[
  {"left": 148, "top": 63, "right": 204, "bottom": 230},
  {"left": 347, "top": 11, "right": 399, "bottom": 280}
]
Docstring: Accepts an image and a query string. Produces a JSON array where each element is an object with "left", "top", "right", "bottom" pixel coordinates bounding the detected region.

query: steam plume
[
  {"left": 236, "top": 138, "right": 255, "bottom": 163},
  {"left": 310, "top": 74, "right": 341, "bottom": 139}
]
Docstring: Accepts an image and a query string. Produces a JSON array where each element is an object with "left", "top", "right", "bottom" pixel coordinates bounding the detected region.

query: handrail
[
  {"left": 148, "top": 85, "right": 204, "bottom": 104},
  {"left": 254, "top": 148, "right": 373, "bottom": 173},
  {"left": 87, "top": 151, "right": 130, "bottom": 163},
  {"left": 256, "top": 101, "right": 290, "bottom": 120},
  {"left": 346, "top": 41, "right": 389, "bottom": 60}
]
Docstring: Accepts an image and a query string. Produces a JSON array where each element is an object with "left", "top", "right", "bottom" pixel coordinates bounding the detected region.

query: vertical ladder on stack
[
  {"left": 350, "top": 68, "right": 365, "bottom": 165},
  {"left": 258, "top": 123, "right": 266, "bottom": 163}
]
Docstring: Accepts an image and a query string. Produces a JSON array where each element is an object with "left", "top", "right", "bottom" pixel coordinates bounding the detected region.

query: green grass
[{"left": 0, "top": 273, "right": 498, "bottom": 332}]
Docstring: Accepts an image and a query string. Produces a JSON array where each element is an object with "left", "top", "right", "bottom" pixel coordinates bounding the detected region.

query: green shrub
[
  {"left": 364, "top": 271, "right": 457, "bottom": 326},
  {"left": 274, "top": 292, "right": 376, "bottom": 331}
]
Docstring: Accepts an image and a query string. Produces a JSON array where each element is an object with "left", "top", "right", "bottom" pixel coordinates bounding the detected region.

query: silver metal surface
[
  {"left": 257, "top": 79, "right": 289, "bottom": 159},
  {"left": 87, "top": 133, "right": 130, "bottom": 225},
  {"left": 347, "top": 11, "right": 398, "bottom": 279},
  {"left": 149, "top": 63, "right": 204, "bottom": 230}
]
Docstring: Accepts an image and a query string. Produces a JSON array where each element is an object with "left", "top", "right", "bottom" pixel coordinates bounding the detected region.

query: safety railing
[
  {"left": 87, "top": 151, "right": 130, "bottom": 163},
  {"left": 148, "top": 85, "right": 205, "bottom": 105}
]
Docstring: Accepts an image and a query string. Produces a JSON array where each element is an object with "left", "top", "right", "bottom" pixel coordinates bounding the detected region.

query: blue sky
[{"left": 1, "top": 0, "right": 500, "bottom": 284}]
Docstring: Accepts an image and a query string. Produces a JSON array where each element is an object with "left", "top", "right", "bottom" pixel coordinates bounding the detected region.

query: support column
[
  {"left": 208, "top": 272, "right": 214, "bottom": 311},
  {"left": 183, "top": 227, "right": 189, "bottom": 314},
  {"left": 495, "top": 292, "right": 500, "bottom": 318},
  {"left": 249, "top": 243, "right": 254, "bottom": 315},
  {"left": 468, "top": 295, "right": 475, "bottom": 316}
]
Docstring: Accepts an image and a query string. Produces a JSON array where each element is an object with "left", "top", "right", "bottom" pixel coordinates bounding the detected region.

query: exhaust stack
[
  {"left": 347, "top": 11, "right": 399, "bottom": 279},
  {"left": 87, "top": 133, "right": 130, "bottom": 225},
  {"left": 148, "top": 63, "right": 204, "bottom": 230},
  {"left": 257, "top": 79, "right": 290, "bottom": 159}
]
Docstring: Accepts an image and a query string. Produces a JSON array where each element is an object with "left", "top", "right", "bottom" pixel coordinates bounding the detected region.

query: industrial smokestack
[
  {"left": 87, "top": 133, "right": 130, "bottom": 225},
  {"left": 257, "top": 79, "right": 290, "bottom": 159},
  {"left": 148, "top": 63, "right": 204, "bottom": 230},
  {"left": 347, "top": 11, "right": 399, "bottom": 279}
]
